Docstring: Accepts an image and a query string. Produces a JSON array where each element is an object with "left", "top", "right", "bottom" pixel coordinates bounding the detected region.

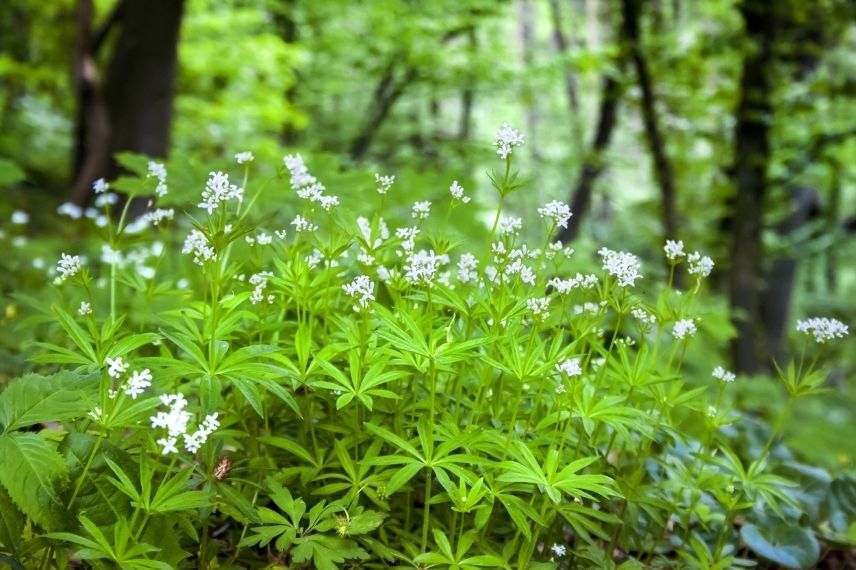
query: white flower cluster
[
  {"left": 78, "top": 301, "right": 92, "bottom": 316},
  {"left": 672, "top": 319, "right": 698, "bottom": 340},
  {"left": 556, "top": 357, "right": 582, "bottom": 377},
  {"left": 498, "top": 216, "right": 523, "bottom": 236},
  {"left": 712, "top": 366, "right": 736, "bottom": 383},
  {"left": 687, "top": 251, "right": 714, "bottom": 277},
  {"left": 396, "top": 226, "right": 420, "bottom": 253},
  {"left": 100, "top": 242, "right": 163, "bottom": 280},
  {"left": 103, "top": 356, "right": 152, "bottom": 400},
  {"left": 598, "top": 247, "right": 643, "bottom": 288},
  {"left": 664, "top": 239, "right": 685, "bottom": 261},
  {"left": 551, "top": 543, "right": 567, "bottom": 558},
  {"left": 404, "top": 249, "right": 449, "bottom": 286},
  {"left": 411, "top": 201, "right": 431, "bottom": 220},
  {"left": 457, "top": 253, "right": 478, "bottom": 283},
  {"left": 11, "top": 210, "right": 29, "bottom": 224},
  {"left": 291, "top": 215, "right": 318, "bottom": 233},
  {"left": 198, "top": 171, "right": 243, "bottom": 214},
  {"left": 494, "top": 122, "right": 525, "bottom": 159},
  {"left": 283, "top": 154, "right": 339, "bottom": 210},
  {"left": 55, "top": 253, "right": 83, "bottom": 283},
  {"left": 796, "top": 317, "right": 849, "bottom": 343},
  {"left": 488, "top": 242, "right": 536, "bottom": 286},
  {"left": 249, "top": 271, "right": 275, "bottom": 304},
  {"left": 343, "top": 275, "right": 375, "bottom": 312},
  {"left": 375, "top": 173, "right": 395, "bottom": 195},
  {"left": 235, "top": 151, "right": 254, "bottom": 164},
  {"left": 537, "top": 200, "right": 572, "bottom": 229},
  {"left": 181, "top": 230, "right": 216, "bottom": 265},
  {"left": 57, "top": 202, "right": 84, "bottom": 219},
  {"left": 147, "top": 161, "right": 168, "bottom": 197},
  {"left": 548, "top": 273, "right": 598, "bottom": 294},
  {"left": 142, "top": 208, "right": 175, "bottom": 226},
  {"left": 631, "top": 307, "right": 656, "bottom": 327},
  {"left": 150, "top": 393, "right": 219, "bottom": 455},
  {"left": 527, "top": 297, "right": 551, "bottom": 320},
  {"left": 92, "top": 178, "right": 109, "bottom": 194},
  {"left": 449, "top": 180, "right": 470, "bottom": 204}
]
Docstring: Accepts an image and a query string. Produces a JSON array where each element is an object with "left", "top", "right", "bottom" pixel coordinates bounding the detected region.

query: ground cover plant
[{"left": 0, "top": 126, "right": 854, "bottom": 569}]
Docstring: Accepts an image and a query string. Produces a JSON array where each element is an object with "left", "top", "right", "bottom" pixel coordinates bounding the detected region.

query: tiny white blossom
[
  {"left": 235, "top": 151, "right": 254, "bottom": 164},
  {"left": 598, "top": 247, "right": 643, "bottom": 288},
  {"left": 631, "top": 307, "right": 656, "bottom": 327},
  {"left": 11, "top": 210, "right": 29, "bottom": 225},
  {"left": 526, "top": 297, "right": 551, "bottom": 320},
  {"left": 494, "top": 122, "right": 525, "bottom": 159},
  {"left": 796, "top": 317, "right": 849, "bottom": 343},
  {"left": 92, "top": 178, "right": 109, "bottom": 194},
  {"left": 551, "top": 543, "right": 567, "bottom": 557},
  {"left": 411, "top": 201, "right": 431, "bottom": 220},
  {"left": 672, "top": 319, "right": 698, "bottom": 340},
  {"left": 498, "top": 216, "right": 523, "bottom": 236},
  {"left": 548, "top": 273, "right": 598, "bottom": 294},
  {"left": 94, "top": 193, "right": 119, "bottom": 208},
  {"left": 537, "top": 200, "right": 572, "bottom": 229},
  {"left": 712, "top": 366, "right": 736, "bottom": 383},
  {"left": 396, "top": 226, "right": 420, "bottom": 253},
  {"left": 124, "top": 368, "right": 152, "bottom": 399},
  {"left": 249, "top": 272, "right": 274, "bottom": 304},
  {"left": 57, "top": 202, "right": 83, "bottom": 219},
  {"left": 556, "top": 358, "right": 582, "bottom": 377},
  {"left": 78, "top": 301, "right": 92, "bottom": 316},
  {"left": 198, "top": 171, "right": 243, "bottom": 214},
  {"left": 664, "top": 239, "right": 685, "bottom": 261},
  {"left": 142, "top": 208, "right": 175, "bottom": 226},
  {"left": 449, "top": 180, "right": 470, "bottom": 203},
  {"left": 687, "top": 251, "right": 714, "bottom": 277},
  {"left": 404, "top": 249, "right": 448, "bottom": 286},
  {"left": 283, "top": 153, "right": 339, "bottom": 210},
  {"left": 147, "top": 161, "right": 168, "bottom": 197},
  {"left": 375, "top": 173, "right": 395, "bottom": 194},
  {"left": 457, "top": 253, "right": 479, "bottom": 283},
  {"left": 181, "top": 230, "right": 216, "bottom": 265},
  {"left": 105, "top": 356, "right": 129, "bottom": 379},
  {"left": 55, "top": 253, "right": 83, "bottom": 283},
  {"left": 291, "top": 215, "right": 318, "bottom": 233},
  {"left": 342, "top": 275, "right": 375, "bottom": 312}
]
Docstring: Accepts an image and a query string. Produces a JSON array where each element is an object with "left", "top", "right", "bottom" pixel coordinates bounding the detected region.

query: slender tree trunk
[
  {"left": 549, "top": 0, "right": 585, "bottom": 155},
  {"left": 557, "top": 72, "right": 623, "bottom": 243},
  {"left": 102, "top": 0, "right": 184, "bottom": 184},
  {"left": 273, "top": 0, "right": 300, "bottom": 145},
  {"left": 458, "top": 27, "right": 477, "bottom": 141},
  {"left": 518, "top": 0, "right": 542, "bottom": 161},
  {"left": 728, "top": 0, "right": 777, "bottom": 373},
  {"left": 620, "top": 0, "right": 681, "bottom": 278}
]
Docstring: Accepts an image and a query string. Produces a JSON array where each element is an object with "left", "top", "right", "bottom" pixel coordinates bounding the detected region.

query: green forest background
[{"left": 1, "top": 0, "right": 855, "bottom": 468}]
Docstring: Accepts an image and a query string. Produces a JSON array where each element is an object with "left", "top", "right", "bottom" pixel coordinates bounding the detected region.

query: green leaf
[
  {"left": 0, "top": 371, "right": 97, "bottom": 432},
  {"left": 741, "top": 522, "right": 820, "bottom": 569},
  {"left": 0, "top": 432, "right": 68, "bottom": 528}
]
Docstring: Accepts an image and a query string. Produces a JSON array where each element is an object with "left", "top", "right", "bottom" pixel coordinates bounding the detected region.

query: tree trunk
[
  {"left": 518, "top": 0, "right": 542, "bottom": 161},
  {"left": 102, "top": 0, "right": 184, "bottom": 184},
  {"left": 557, "top": 71, "right": 623, "bottom": 243},
  {"left": 620, "top": 0, "right": 681, "bottom": 278},
  {"left": 728, "top": 0, "right": 777, "bottom": 373},
  {"left": 549, "top": 0, "right": 585, "bottom": 155},
  {"left": 458, "top": 27, "right": 477, "bottom": 142}
]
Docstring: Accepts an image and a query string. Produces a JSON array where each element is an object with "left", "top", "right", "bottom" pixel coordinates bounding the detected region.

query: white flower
[
  {"left": 396, "top": 226, "right": 420, "bottom": 253},
  {"left": 284, "top": 153, "right": 339, "bottom": 209},
  {"left": 537, "top": 201, "right": 572, "bottom": 229},
  {"left": 551, "top": 543, "right": 567, "bottom": 557},
  {"left": 142, "top": 208, "right": 175, "bottom": 226},
  {"left": 147, "top": 161, "right": 168, "bottom": 197},
  {"left": 672, "top": 319, "right": 698, "bottom": 340},
  {"left": 181, "top": 230, "right": 216, "bottom": 265},
  {"left": 664, "top": 239, "right": 685, "bottom": 261},
  {"left": 92, "top": 178, "right": 109, "bottom": 194},
  {"left": 55, "top": 253, "right": 83, "bottom": 283},
  {"left": 78, "top": 301, "right": 92, "bottom": 316},
  {"left": 343, "top": 275, "right": 375, "bottom": 312},
  {"left": 235, "top": 151, "right": 254, "bottom": 164},
  {"left": 57, "top": 202, "right": 83, "bottom": 219},
  {"left": 183, "top": 413, "right": 220, "bottom": 454},
  {"left": 556, "top": 358, "right": 582, "bottom": 377},
  {"left": 598, "top": 247, "right": 643, "bottom": 287},
  {"left": 526, "top": 297, "right": 551, "bottom": 320},
  {"left": 449, "top": 180, "right": 470, "bottom": 203},
  {"left": 198, "top": 171, "right": 243, "bottom": 214},
  {"left": 124, "top": 369, "right": 152, "bottom": 399},
  {"left": 631, "top": 307, "right": 656, "bottom": 327},
  {"left": 249, "top": 272, "right": 274, "bottom": 304},
  {"left": 291, "top": 215, "right": 318, "bottom": 233},
  {"left": 150, "top": 393, "right": 192, "bottom": 453},
  {"left": 305, "top": 249, "right": 324, "bottom": 268},
  {"left": 11, "top": 210, "right": 29, "bottom": 225},
  {"left": 498, "top": 216, "right": 522, "bottom": 236},
  {"left": 796, "top": 317, "right": 849, "bottom": 343},
  {"left": 256, "top": 232, "right": 272, "bottom": 245},
  {"left": 712, "top": 366, "right": 736, "bottom": 383},
  {"left": 411, "top": 201, "right": 431, "bottom": 220},
  {"left": 457, "top": 253, "right": 478, "bottom": 283},
  {"left": 94, "top": 193, "right": 119, "bottom": 208},
  {"left": 105, "top": 356, "right": 129, "bottom": 379},
  {"left": 375, "top": 173, "right": 395, "bottom": 194},
  {"left": 687, "top": 251, "right": 714, "bottom": 277},
  {"left": 404, "top": 249, "right": 448, "bottom": 286},
  {"left": 548, "top": 273, "right": 598, "bottom": 294},
  {"left": 494, "top": 122, "right": 525, "bottom": 159}
]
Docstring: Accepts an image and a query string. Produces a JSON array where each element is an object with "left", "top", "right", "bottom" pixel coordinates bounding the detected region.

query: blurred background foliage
[{"left": 1, "top": 0, "right": 855, "bottom": 469}]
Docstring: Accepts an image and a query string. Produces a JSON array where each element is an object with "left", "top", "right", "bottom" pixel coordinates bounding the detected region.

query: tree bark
[
  {"left": 620, "top": 0, "right": 680, "bottom": 258},
  {"left": 549, "top": 0, "right": 585, "bottom": 155},
  {"left": 728, "top": 0, "right": 777, "bottom": 373}
]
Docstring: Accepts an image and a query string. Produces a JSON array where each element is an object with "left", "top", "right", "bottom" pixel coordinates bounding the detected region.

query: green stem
[{"left": 420, "top": 470, "right": 434, "bottom": 552}]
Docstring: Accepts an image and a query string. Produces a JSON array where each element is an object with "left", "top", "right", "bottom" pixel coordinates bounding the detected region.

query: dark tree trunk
[
  {"left": 273, "top": 0, "right": 300, "bottom": 145},
  {"left": 728, "top": 0, "right": 777, "bottom": 373},
  {"left": 557, "top": 72, "right": 623, "bottom": 243},
  {"left": 549, "top": 0, "right": 585, "bottom": 155},
  {"left": 620, "top": 0, "right": 680, "bottom": 264},
  {"left": 70, "top": 0, "right": 111, "bottom": 205},
  {"left": 102, "top": 0, "right": 184, "bottom": 182},
  {"left": 761, "top": 187, "right": 820, "bottom": 363},
  {"left": 349, "top": 59, "right": 417, "bottom": 161}
]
